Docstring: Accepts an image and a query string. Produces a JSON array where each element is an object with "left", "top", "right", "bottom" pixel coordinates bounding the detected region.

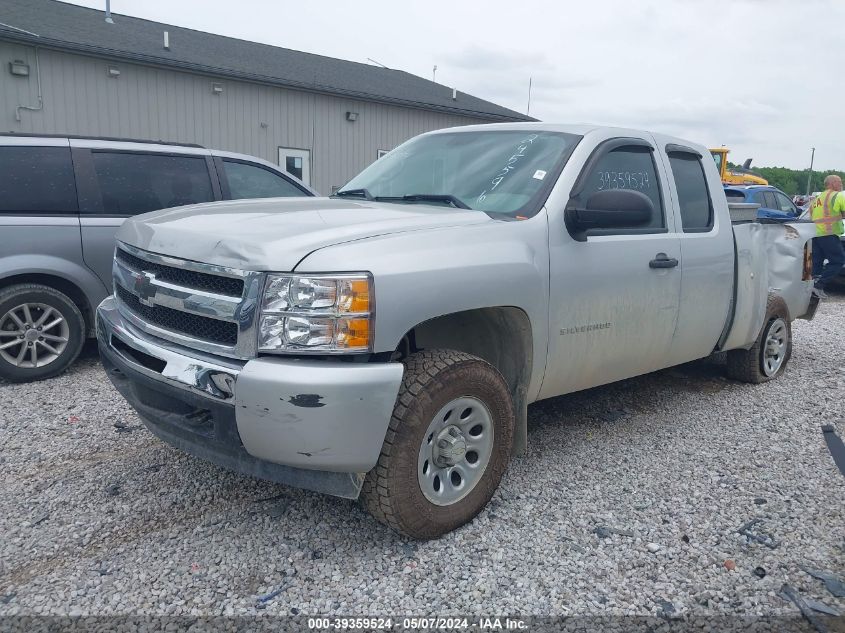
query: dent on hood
[{"left": 118, "top": 214, "right": 269, "bottom": 269}]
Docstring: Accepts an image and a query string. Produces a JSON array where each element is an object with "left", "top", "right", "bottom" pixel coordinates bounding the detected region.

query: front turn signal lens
[
  {"left": 338, "top": 279, "right": 370, "bottom": 313},
  {"left": 336, "top": 317, "right": 371, "bottom": 351}
]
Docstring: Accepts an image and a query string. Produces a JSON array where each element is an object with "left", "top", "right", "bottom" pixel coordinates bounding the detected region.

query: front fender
[{"left": 295, "top": 213, "right": 551, "bottom": 402}]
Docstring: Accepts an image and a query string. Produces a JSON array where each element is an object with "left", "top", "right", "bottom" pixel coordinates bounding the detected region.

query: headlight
[{"left": 259, "top": 273, "right": 373, "bottom": 353}]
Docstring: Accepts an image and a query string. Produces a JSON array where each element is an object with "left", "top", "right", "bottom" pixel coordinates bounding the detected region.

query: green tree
[{"left": 726, "top": 161, "right": 844, "bottom": 195}]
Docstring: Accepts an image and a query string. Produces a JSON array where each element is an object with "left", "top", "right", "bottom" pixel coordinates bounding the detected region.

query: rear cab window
[
  {"left": 666, "top": 149, "right": 714, "bottom": 232},
  {"left": 0, "top": 146, "right": 78, "bottom": 214},
  {"left": 89, "top": 151, "right": 215, "bottom": 216}
]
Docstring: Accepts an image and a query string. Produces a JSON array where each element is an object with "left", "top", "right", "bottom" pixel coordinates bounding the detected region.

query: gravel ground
[{"left": 1, "top": 289, "right": 844, "bottom": 621}]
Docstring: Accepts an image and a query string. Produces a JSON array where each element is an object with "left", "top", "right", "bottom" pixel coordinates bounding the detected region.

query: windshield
[
  {"left": 711, "top": 151, "right": 723, "bottom": 173},
  {"left": 337, "top": 130, "right": 580, "bottom": 216}
]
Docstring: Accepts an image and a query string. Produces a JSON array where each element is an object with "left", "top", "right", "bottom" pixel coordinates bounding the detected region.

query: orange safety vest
[{"left": 810, "top": 190, "right": 845, "bottom": 237}]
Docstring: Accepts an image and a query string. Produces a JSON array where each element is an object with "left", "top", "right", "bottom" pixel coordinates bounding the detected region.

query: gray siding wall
[{"left": 1, "top": 42, "right": 492, "bottom": 194}]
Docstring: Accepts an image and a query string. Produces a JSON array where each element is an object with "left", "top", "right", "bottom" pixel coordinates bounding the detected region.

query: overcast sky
[{"left": 67, "top": 0, "right": 843, "bottom": 171}]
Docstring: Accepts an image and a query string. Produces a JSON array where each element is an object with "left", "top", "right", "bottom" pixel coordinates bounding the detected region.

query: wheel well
[
  {"left": 0, "top": 274, "right": 94, "bottom": 336},
  {"left": 396, "top": 307, "right": 533, "bottom": 455}
]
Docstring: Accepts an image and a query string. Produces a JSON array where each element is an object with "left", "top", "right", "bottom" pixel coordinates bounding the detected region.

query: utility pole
[
  {"left": 526, "top": 77, "right": 532, "bottom": 116},
  {"left": 432, "top": 65, "right": 437, "bottom": 83},
  {"left": 805, "top": 147, "right": 815, "bottom": 196}
]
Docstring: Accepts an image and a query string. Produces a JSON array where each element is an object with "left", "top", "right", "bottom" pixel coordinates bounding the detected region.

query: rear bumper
[{"left": 96, "top": 296, "right": 404, "bottom": 497}]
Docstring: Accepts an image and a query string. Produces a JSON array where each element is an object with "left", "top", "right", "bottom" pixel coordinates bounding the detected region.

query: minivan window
[
  {"left": 0, "top": 147, "right": 78, "bottom": 213},
  {"left": 222, "top": 160, "right": 305, "bottom": 199},
  {"left": 91, "top": 151, "right": 214, "bottom": 216},
  {"left": 668, "top": 153, "right": 713, "bottom": 231}
]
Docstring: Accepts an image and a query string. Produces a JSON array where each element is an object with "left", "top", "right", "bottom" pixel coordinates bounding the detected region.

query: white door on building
[{"left": 278, "top": 147, "right": 311, "bottom": 187}]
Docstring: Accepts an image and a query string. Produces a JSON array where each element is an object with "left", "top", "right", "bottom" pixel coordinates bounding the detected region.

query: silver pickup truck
[{"left": 96, "top": 124, "right": 819, "bottom": 539}]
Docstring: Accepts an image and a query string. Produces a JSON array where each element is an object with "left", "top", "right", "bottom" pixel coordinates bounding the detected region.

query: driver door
[{"left": 540, "top": 136, "right": 682, "bottom": 399}]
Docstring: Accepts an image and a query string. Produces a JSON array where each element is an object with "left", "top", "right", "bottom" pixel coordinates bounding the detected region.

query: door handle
[{"left": 649, "top": 253, "right": 679, "bottom": 269}]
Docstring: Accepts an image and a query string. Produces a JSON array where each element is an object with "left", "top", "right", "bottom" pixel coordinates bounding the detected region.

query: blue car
[{"left": 724, "top": 185, "right": 802, "bottom": 220}]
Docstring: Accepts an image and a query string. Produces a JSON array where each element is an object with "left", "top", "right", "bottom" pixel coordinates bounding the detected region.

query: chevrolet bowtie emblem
[{"left": 132, "top": 271, "right": 157, "bottom": 307}]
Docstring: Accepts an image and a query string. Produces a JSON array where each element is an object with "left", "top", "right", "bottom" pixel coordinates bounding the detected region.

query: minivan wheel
[
  {"left": 0, "top": 284, "right": 86, "bottom": 383},
  {"left": 360, "top": 349, "right": 514, "bottom": 539}
]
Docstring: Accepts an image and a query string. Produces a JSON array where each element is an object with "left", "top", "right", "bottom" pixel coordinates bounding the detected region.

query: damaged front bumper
[{"left": 96, "top": 296, "right": 404, "bottom": 498}]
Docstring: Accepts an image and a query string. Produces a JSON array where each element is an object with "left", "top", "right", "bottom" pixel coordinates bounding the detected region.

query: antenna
[
  {"left": 527, "top": 77, "right": 532, "bottom": 115},
  {"left": 366, "top": 57, "right": 389, "bottom": 69},
  {"left": 104, "top": 0, "right": 114, "bottom": 23}
]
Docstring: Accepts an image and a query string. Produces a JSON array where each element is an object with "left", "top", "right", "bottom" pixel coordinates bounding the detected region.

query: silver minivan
[{"left": 0, "top": 134, "right": 315, "bottom": 382}]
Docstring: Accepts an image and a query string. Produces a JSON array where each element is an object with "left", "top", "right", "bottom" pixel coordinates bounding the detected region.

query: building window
[{"left": 278, "top": 148, "right": 311, "bottom": 186}]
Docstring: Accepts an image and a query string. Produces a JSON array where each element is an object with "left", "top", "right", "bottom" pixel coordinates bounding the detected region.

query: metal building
[{"left": 0, "top": 0, "right": 531, "bottom": 194}]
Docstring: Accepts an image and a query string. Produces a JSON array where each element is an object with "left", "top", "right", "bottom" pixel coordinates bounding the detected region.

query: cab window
[
  {"left": 577, "top": 146, "right": 665, "bottom": 231},
  {"left": 667, "top": 152, "right": 713, "bottom": 232}
]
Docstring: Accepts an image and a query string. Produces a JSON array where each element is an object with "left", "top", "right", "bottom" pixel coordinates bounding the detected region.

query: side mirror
[{"left": 565, "top": 189, "right": 653, "bottom": 240}]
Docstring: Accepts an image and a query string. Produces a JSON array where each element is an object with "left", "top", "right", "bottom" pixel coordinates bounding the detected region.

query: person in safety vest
[{"left": 808, "top": 174, "right": 845, "bottom": 299}]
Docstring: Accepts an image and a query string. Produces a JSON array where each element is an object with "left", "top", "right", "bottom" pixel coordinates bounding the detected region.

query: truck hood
[{"left": 116, "top": 197, "right": 492, "bottom": 271}]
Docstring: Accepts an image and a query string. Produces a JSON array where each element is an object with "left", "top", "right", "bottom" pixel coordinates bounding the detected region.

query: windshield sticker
[
  {"left": 533, "top": 170, "right": 547, "bottom": 180},
  {"left": 476, "top": 134, "right": 540, "bottom": 205}
]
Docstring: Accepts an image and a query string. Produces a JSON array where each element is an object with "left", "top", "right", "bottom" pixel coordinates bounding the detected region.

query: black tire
[
  {"left": 0, "top": 284, "right": 86, "bottom": 383},
  {"left": 726, "top": 295, "right": 792, "bottom": 384},
  {"left": 360, "top": 349, "right": 515, "bottom": 539}
]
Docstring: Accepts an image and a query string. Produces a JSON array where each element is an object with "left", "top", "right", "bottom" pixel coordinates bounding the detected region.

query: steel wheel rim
[
  {"left": 417, "top": 396, "right": 495, "bottom": 506},
  {"left": 0, "top": 303, "right": 70, "bottom": 369},
  {"left": 762, "top": 317, "right": 787, "bottom": 377}
]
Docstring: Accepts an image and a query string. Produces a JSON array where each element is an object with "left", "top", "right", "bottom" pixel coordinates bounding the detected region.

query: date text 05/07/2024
[{"left": 307, "top": 616, "right": 529, "bottom": 630}]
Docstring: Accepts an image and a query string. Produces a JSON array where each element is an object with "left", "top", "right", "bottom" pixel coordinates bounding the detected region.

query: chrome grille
[
  {"left": 115, "top": 248, "right": 244, "bottom": 297},
  {"left": 115, "top": 286, "right": 238, "bottom": 345},
  {"left": 112, "top": 242, "right": 262, "bottom": 359}
]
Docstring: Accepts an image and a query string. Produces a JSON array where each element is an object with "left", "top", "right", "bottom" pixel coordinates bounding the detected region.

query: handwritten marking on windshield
[{"left": 476, "top": 134, "right": 539, "bottom": 205}]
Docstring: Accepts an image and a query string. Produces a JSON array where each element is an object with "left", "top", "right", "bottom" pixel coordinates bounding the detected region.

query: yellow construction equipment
[{"left": 709, "top": 148, "right": 768, "bottom": 186}]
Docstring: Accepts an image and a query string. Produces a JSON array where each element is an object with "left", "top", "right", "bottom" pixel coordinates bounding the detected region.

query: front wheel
[
  {"left": 361, "top": 350, "right": 514, "bottom": 539},
  {"left": 726, "top": 295, "right": 792, "bottom": 384}
]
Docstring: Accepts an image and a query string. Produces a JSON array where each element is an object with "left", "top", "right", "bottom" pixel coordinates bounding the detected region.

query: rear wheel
[
  {"left": 726, "top": 295, "right": 792, "bottom": 384},
  {"left": 361, "top": 350, "right": 514, "bottom": 539},
  {"left": 0, "top": 284, "right": 86, "bottom": 383}
]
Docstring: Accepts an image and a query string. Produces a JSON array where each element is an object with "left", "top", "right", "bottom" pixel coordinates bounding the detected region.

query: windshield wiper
[
  {"left": 374, "top": 194, "right": 471, "bottom": 209},
  {"left": 333, "top": 188, "right": 374, "bottom": 201}
]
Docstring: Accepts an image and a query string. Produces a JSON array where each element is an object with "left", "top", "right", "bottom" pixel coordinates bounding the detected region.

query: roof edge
[{"left": 0, "top": 30, "right": 535, "bottom": 123}]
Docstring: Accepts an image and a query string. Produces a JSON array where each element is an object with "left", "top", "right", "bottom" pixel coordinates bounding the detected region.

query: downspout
[{"left": 15, "top": 46, "right": 43, "bottom": 122}]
